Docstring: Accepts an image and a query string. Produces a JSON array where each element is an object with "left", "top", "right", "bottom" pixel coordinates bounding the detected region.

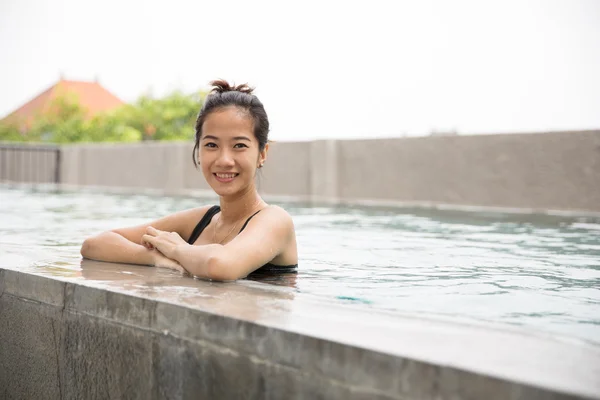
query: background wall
[
  {"left": 335, "top": 130, "right": 600, "bottom": 211},
  {"left": 0, "top": 143, "right": 59, "bottom": 184},
  {"left": 3, "top": 130, "right": 599, "bottom": 212}
]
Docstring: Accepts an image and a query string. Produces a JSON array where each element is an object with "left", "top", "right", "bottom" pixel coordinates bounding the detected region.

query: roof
[{"left": 2, "top": 79, "right": 125, "bottom": 129}]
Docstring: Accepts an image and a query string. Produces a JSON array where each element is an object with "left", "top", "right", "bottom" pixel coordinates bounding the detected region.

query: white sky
[{"left": 1, "top": 0, "right": 599, "bottom": 141}]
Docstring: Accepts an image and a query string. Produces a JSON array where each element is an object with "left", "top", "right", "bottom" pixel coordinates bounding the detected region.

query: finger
[
  {"left": 146, "top": 226, "right": 159, "bottom": 236},
  {"left": 176, "top": 265, "right": 190, "bottom": 276},
  {"left": 142, "top": 234, "right": 156, "bottom": 246}
]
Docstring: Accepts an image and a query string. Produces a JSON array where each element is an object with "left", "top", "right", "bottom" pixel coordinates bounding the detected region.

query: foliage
[{"left": 0, "top": 89, "right": 204, "bottom": 143}]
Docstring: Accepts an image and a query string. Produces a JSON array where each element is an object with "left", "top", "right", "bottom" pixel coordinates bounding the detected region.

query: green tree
[
  {"left": 0, "top": 123, "right": 24, "bottom": 142},
  {"left": 0, "top": 89, "right": 204, "bottom": 144}
]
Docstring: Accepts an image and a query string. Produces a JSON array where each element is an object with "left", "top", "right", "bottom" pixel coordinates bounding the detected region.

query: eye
[
  {"left": 204, "top": 142, "right": 217, "bottom": 148},
  {"left": 234, "top": 143, "right": 249, "bottom": 149}
]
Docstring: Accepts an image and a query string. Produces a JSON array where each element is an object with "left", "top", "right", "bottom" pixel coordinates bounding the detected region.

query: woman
[{"left": 81, "top": 80, "right": 298, "bottom": 281}]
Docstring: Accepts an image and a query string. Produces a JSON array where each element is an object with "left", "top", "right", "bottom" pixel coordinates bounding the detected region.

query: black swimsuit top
[{"left": 187, "top": 206, "right": 298, "bottom": 273}]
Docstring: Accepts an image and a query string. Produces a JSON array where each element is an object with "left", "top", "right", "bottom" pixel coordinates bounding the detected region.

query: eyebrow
[{"left": 202, "top": 135, "right": 251, "bottom": 142}]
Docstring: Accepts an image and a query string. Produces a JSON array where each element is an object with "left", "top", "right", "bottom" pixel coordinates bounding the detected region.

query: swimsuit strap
[
  {"left": 239, "top": 209, "right": 263, "bottom": 233},
  {"left": 187, "top": 205, "right": 221, "bottom": 244}
]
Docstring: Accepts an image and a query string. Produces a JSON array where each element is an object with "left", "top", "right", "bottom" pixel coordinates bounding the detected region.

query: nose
[{"left": 215, "top": 148, "right": 235, "bottom": 168}]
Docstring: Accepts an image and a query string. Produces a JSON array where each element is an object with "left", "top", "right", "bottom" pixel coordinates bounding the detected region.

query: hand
[
  {"left": 151, "top": 249, "right": 188, "bottom": 275},
  {"left": 142, "top": 226, "right": 188, "bottom": 260}
]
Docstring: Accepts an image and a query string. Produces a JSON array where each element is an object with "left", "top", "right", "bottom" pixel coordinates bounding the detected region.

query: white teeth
[{"left": 216, "top": 173, "right": 236, "bottom": 179}]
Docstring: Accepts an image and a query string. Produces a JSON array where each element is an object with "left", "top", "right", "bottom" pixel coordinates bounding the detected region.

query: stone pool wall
[{"left": 1, "top": 265, "right": 599, "bottom": 400}]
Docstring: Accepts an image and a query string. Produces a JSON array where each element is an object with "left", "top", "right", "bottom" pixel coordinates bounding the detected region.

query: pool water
[{"left": 1, "top": 186, "right": 599, "bottom": 344}]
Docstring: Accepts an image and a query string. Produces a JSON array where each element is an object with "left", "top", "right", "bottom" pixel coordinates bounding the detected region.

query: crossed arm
[{"left": 81, "top": 205, "right": 295, "bottom": 281}]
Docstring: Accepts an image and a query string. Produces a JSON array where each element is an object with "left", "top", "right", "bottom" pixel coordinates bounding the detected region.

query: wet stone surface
[{"left": 1, "top": 265, "right": 599, "bottom": 400}]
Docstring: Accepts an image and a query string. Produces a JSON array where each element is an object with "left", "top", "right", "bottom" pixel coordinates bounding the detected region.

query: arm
[
  {"left": 81, "top": 232, "right": 186, "bottom": 273},
  {"left": 80, "top": 206, "right": 210, "bottom": 267},
  {"left": 80, "top": 231, "right": 154, "bottom": 265},
  {"left": 143, "top": 206, "right": 296, "bottom": 281}
]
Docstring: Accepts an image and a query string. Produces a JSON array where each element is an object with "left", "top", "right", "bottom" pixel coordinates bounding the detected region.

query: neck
[{"left": 218, "top": 185, "right": 265, "bottom": 224}]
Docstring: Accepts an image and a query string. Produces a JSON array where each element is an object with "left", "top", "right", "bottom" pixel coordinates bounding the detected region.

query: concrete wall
[
  {"left": 260, "top": 141, "right": 311, "bottom": 198},
  {"left": 2, "top": 266, "right": 599, "bottom": 400},
  {"left": 336, "top": 130, "right": 600, "bottom": 211},
  {"left": 6, "top": 130, "right": 600, "bottom": 212},
  {"left": 0, "top": 143, "right": 59, "bottom": 184},
  {"left": 61, "top": 142, "right": 197, "bottom": 194}
]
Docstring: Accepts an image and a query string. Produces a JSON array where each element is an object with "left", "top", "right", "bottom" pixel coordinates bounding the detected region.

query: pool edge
[{"left": 1, "top": 266, "right": 599, "bottom": 400}]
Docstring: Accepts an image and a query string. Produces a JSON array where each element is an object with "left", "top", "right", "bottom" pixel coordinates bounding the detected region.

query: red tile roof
[{"left": 2, "top": 79, "right": 125, "bottom": 129}]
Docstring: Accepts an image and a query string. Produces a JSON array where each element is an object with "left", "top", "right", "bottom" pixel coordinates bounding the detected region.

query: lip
[{"left": 213, "top": 172, "right": 239, "bottom": 183}]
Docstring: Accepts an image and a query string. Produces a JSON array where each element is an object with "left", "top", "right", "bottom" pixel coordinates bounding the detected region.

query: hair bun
[{"left": 210, "top": 79, "right": 255, "bottom": 95}]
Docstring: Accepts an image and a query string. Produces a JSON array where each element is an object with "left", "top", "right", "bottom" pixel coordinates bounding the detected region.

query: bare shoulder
[
  {"left": 257, "top": 205, "right": 295, "bottom": 230},
  {"left": 143, "top": 204, "right": 213, "bottom": 230},
  {"left": 177, "top": 205, "right": 214, "bottom": 220},
  {"left": 169, "top": 205, "right": 215, "bottom": 238}
]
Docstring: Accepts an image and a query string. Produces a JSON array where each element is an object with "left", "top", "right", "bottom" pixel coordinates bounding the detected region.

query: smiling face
[{"left": 199, "top": 106, "right": 268, "bottom": 198}]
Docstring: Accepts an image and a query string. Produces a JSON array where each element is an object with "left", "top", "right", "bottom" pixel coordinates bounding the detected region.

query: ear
[{"left": 258, "top": 143, "right": 269, "bottom": 168}]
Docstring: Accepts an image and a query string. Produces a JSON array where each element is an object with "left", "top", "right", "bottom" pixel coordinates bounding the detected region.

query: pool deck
[{"left": 1, "top": 259, "right": 599, "bottom": 399}]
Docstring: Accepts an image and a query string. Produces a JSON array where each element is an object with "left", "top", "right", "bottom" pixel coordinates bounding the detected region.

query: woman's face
[{"left": 199, "top": 106, "right": 267, "bottom": 198}]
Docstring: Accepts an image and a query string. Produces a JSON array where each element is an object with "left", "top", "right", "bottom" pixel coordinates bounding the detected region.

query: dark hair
[{"left": 192, "top": 79, "right": 269, "bottom": 167}]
